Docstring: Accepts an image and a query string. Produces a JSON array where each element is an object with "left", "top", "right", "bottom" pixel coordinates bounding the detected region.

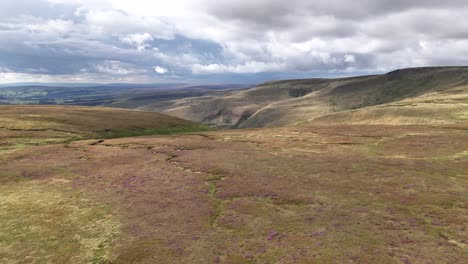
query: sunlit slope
[
  {"left": 309, "top": 85, "right": 468, "bottom": 127},
  {"left": 152, "top": 67, "right": 468, "bottom": 128},
  {"left": 0, "top": 105, "right": 211, "bottom": 154}
]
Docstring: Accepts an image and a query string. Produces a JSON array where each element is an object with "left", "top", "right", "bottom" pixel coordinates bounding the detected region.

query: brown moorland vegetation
[{"left": 1, "top": 121, "right": 466, "bottom": 263}]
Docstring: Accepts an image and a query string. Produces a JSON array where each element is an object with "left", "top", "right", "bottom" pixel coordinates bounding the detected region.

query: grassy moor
[
  {"left": 0, "top": 104, "right": 466, "bottom": 263},
  {"left": 0, "top": 105, "right": 211, "bottom": 155},
  {"left": 2, "top": 0, "right": 468, "bottom": 263}
]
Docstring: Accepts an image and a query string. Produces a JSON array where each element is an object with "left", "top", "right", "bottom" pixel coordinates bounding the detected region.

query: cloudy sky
[{"left": 1, "top": 0, "right": 468, "bottom": 83}]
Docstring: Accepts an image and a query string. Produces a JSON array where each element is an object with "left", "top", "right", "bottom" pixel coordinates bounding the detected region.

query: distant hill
[
  {"left": 144, "top": 67, "right": 468, "bottom": 128},
  {"left": 0, "top": 83, "right": 249, "bottom": 106},
  {"left": 2, "top": 67, "right": 467, "bottom": 128}
]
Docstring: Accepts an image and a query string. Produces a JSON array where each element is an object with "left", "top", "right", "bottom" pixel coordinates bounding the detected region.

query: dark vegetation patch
[{"left": 288, "top": 87, "right": 314, "bottom": 98}]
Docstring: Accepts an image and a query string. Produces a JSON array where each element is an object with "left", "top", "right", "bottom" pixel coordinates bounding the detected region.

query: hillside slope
[
  {"left": 143, "top": 67, "right": 468, "bottom": 128},
  {"left": 0, "top": 105, "right": 210, "bottom": 155},
  {"left": 309, "top": 85, "right": 468, "bottom": 127}
]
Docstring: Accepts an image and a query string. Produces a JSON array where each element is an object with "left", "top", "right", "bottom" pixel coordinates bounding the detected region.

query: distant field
[
  {"left": 0, "top": 105, "right": 211, "bottom": 155},
  {"left": 1, "top": 122, "right": 467, "bottom": 263},
  {"left": 0, "top": 84, "right": 248, "bottom": 106}
]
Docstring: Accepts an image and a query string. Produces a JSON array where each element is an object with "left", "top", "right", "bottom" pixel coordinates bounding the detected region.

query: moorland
[{"left": 0, "top": 67, "right": 467, "bottom": 263}]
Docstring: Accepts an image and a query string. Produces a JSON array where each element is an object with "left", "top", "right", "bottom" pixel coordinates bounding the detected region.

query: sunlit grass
[{"left": 0, "top": 180, "right": 120, "bottom": 263}]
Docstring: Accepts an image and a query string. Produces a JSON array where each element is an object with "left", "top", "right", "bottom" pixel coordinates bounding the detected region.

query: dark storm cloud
[
  {"left": 204, "top": 0, "right": 468, "bottom": 21},
  {"left": 201, "top": 0, "right": 468, "bottom": 41}
]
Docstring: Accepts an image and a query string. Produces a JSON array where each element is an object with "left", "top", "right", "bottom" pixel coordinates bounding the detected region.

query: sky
[{"left": 1, "top": 0, "right": 468, "bottom": 84}]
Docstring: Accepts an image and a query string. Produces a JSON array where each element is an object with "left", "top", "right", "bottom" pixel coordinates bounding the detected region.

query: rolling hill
[
  {"left": 3, "top": 67, "right": 466, "bottom": 129},
  {"left": 0, "top": 83, "right": 248, "bottom": 106},
  {"left": 309, "top": 84, "right": 468, "bottom": 127},
  {"left": 0, "top": 67, "right": 467, "bottom": 263},
  {"left": 0, "top": 105, "right": 211, "bottom": 155},
  {"left": 141, "top": 67, "right": 468, "bottom": 128}
]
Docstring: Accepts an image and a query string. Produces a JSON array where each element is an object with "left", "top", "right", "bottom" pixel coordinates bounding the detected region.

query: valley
[
  {"left": 3, "top": 0, "right": 468, "bottom": 262},
  {"left": 144, "top": 67, "right": 468, "bottom": 128},
  {"left": 0, "top": 67, "right": 467, "bottom": 263}
]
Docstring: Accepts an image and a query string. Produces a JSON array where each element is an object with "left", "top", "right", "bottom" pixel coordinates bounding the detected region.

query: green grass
[
  {"left": 207, "top": 181, "right": 223, "bottom": 226},
  {"left": 99, "top": 126, "right": 211, "bottom": 139}
]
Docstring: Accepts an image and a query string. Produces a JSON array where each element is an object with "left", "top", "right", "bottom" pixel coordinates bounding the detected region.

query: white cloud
[
  {"left": 192, "top": 61, "right": 286, "bottom": 74},
  {"left": 120, "top": 33, "right": 154, "bottom": 51},
  {"left": 95, "top": 60, "right": 141, "bottom": 75},
  {"left": 154, "top": 66, "right": 168, "bottom": 74},
  {"left": 25, "top": 19, "right": 73, "bottom": 34},
  {"left": 344, "top": 55, "right": 356, "bottom": 63},
  {"left": 74, "top": 7, "right": 83, "bottom": 17}
]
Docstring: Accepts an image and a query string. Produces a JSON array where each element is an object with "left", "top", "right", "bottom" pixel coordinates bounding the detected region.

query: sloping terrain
[
  {"left": 143, "top": 67, "right": 468, "bottom": 128},
  {"left": 0, "top": 105, "right": 210, "bottom": 155},
  {"left": 1, "top": 124, "right": 467, "bottom": 263},
  {"left": 3, "top": 67, "right": 466, "bottom": 129},
  {"left": 1, "top": 67, "right": 467, "bottom": 263},
  {"left": 310, "top": 85, "right": 468, "bottom": 126}
]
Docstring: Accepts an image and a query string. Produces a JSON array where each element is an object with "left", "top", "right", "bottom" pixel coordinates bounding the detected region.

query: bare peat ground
[{"left": 0, "top": 124, "right": 467, "bottom": 263}]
